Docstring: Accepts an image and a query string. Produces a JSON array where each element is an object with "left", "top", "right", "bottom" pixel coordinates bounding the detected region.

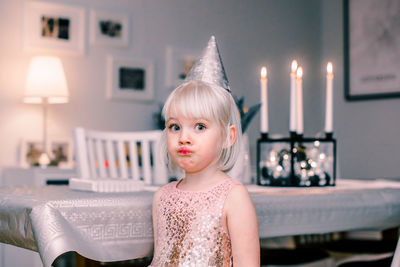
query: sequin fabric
[{"left": 149, "top": 178, "right": 240, "bottom": 267}]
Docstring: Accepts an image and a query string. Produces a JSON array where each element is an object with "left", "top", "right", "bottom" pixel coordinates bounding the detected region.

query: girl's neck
[{"left": 179, "top": 165, "right": 228, "bottom": 191}]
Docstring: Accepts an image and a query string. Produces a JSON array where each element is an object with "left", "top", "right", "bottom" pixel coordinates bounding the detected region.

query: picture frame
[
  {"left": 107, "top": 56, "right": 154, "bottom": 101},
  {"left": 20, "top": 138, "right": 74, "bottom": 168},
  {"left": 20, "top": 139, "right": 44, "bottom": 168},
  {"left": 48, "top": 138, "right": 74, "bottom": 169},
  {"left": 344, "top": 0, "right": 400, "bottom": 100},
  {"left": 165, "top": 46, "right": 200, "bottom": 88},
  {"left": 23, "top": 1, "right": 85, "bottom": 55},
  {"left": 89, "top": 9, "right": 130, "bottom": 47}
]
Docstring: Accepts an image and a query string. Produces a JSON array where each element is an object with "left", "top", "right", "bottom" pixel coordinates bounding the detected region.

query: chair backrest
[{"left": 74, "top": 127, "right": 168, "bottom": 185}]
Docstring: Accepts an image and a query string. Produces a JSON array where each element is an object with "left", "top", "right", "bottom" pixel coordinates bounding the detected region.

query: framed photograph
[
  {"left": 165, "top": 46, "right": 200, "bottom": 88},
  {"left": 20, "top": 140, "right": 44, "bottom": 168},
  {"left": 48, "top": 138, "right": 74, "bottom": 169},
  {"left": 344, "top": 0, "right": 400, "bottom": 100},
  {"left": 19, "top": 138, "right": 73, "bottom": 168},
  {"left": 23, "top": 1, "right": 85, "bottom": 55},
  {"left": 107, "top": 56, "right": 154, "bottom": 101},
  {"left": 89, "top": 10, "right": 129, "bottom": 47}
]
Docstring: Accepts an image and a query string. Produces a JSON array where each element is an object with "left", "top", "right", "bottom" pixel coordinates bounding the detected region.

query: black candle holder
[{"left": 257, "top": 133, "right": 336, "bottom": 187}]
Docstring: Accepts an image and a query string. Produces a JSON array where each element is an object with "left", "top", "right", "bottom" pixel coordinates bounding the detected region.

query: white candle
[
  {"left": 290, "top": 60, "right": 298, "bottom": 132},
  {"left": 296, "top": 67, "right": 303, "bottom": 135},
  {"left": 325, "top": 62, "right": 334, "bottom": 133},
  {"left": 260, "top": 67, "right": 268, "bottom": 133}
]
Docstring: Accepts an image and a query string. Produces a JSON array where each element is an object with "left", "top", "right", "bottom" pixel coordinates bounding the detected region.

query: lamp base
[{"left": 38, "top": 152, "right": 50, "bottom": 168}]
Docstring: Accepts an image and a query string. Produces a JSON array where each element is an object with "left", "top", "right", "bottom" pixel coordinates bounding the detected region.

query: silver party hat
[{"left": 185, "top": 36, "right": 231, "bottom": 92}]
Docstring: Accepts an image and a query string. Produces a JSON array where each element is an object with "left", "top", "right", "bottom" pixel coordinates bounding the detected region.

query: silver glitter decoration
[{"left": 185, "top": 35, "right": 231, "bottom": 92}]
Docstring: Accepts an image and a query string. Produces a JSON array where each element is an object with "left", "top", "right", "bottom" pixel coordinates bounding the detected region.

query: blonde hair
[{"left": 161, "top": 80, "right": 242, "bottom": 173}]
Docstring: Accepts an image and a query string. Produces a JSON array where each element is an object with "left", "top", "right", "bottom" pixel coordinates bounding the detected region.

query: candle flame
[
  {"left": 261, "top": 67, "right": 267, "bottom": 78},
  {"left": 296, "top": 66, "right": 303, "bottom": 78},
  {"left": 327, "top": 62, "right": 333, "bottom": 74},
  {"left": 291, "top": 60, "right": 298, "bottom": 72}
]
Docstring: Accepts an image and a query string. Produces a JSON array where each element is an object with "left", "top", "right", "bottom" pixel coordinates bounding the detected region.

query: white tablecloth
[
  {"left": 249, "top": 179, "right": 400, "bottom": 237},
  {"left": 1, "top": 179, "right": 400, "bottom": 267}
]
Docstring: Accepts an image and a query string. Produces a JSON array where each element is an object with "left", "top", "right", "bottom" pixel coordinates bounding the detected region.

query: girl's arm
[
  {"left": 152, "top": 189, "right": 162, "bottom": 252},
  {"left": 225, "top": 184, "right": 260, "bottom": 267}
]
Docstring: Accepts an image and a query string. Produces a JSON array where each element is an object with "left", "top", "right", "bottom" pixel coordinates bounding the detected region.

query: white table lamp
[{"left": 24, "top": 56, "right": 69, "bottom": 168}]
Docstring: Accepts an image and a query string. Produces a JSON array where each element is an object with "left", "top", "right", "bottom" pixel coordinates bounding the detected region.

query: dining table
[{"left": 0, "top": 179, "right": 400, "bottom": 267}]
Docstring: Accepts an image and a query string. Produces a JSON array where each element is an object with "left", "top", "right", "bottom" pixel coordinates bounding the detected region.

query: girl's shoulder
[
  {"left": 153, "top": 181, "right": 178, "bottom": 200},
  {"left": 223, "top": 176, "right": 245, "bottom": 191},
  {"left": 222, "top": 178, "right": 254, "bottom": 222},
  {"left": 215, "top": 177, "right": 247, "bottom": 205},
  {"left": 226, "top": 177, "right": 243, "bottom": 187},
  {"left": 224, "top": 177, "right": 251, "bottom": 204},
  {"left": 160, "top": 180, "right": 178, "bottom": 191}
]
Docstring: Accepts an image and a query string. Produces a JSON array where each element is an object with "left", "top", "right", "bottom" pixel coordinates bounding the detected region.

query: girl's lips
[{"left": 178, "top": 148, "right": 192, "bottom": 155}]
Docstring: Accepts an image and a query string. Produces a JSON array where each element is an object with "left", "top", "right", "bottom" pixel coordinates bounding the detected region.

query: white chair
[{"left": 69, "top": 127, "right": 168, "bottom": 192}]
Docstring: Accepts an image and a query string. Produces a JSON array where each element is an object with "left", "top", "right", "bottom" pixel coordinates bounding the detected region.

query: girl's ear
[{"left": 225, "top": 125, "right": 237, "bottom": 148}]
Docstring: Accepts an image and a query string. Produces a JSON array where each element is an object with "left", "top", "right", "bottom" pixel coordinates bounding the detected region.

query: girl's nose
[{"left": 178, "top": 129, "right": 191, "bottom": 145}]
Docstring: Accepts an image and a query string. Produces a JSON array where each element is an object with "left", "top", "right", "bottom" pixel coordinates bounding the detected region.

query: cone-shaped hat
[{"left": 185, "top": 36, "right": 230, "bottom": 92}]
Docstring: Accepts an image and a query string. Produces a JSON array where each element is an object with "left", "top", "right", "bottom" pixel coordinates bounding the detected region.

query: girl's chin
[
  {"left": 174, "top": 159, "right": 191, "bottom": 169},
  {"left": 177, "top": 163, "right": 195, "bottom": 172},
  {"left": 176, "top": 162, "right": 201, "bottom": 173},
  {"left": 177, "top": 164, "right": 210, "bottom": 175}
]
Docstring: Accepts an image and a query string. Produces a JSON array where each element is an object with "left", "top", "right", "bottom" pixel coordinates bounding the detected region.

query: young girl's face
[{"left": 166, "top": 111, "right": 223, "bottom": 174}]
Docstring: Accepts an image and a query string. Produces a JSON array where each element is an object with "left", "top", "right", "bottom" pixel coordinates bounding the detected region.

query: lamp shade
[{"left": 24, "top": 56, "right": 69, "bottom": 104}]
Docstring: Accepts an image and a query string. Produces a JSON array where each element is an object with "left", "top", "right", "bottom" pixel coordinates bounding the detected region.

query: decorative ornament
[{"left": 233, "top": 95, "right": 261, "bottom": 133}]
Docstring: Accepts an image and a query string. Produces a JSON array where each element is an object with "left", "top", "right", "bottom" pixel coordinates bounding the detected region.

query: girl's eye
[
  {"left": 168, "top": 124, "right": 180, "bottom": 131},
  {"left": 196, "top": 124, "right": 206, "bottom": 131}
]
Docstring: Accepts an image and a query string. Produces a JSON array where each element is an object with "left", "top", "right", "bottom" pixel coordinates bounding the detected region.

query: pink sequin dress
[{"left": 149, "top": 178, "right": 240, "bottom": 267}]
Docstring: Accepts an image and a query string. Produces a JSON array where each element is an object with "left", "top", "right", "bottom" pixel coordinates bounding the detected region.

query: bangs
[{"left": 163, "top": 81, "right": 225, "bottom": 122}]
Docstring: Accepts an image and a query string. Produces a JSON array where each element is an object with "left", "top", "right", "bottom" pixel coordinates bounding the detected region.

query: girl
[{"left": 149, "top": 37, "right": 260, "bottom": 267}]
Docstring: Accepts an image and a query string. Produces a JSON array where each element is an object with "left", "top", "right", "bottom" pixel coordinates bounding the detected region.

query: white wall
[
  {"left": 321, "top": 0, "right": 400, "bottom": 179},
  {"left": 0, "top": 0, "right": 323, "bottom": 174}
]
